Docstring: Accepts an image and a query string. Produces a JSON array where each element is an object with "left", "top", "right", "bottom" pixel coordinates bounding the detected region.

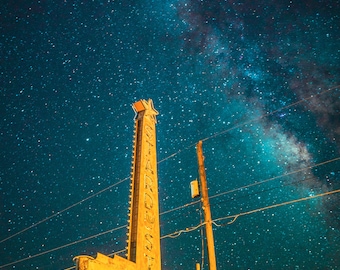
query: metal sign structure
[
  {"left": 74, "top": 99, "right": 161, "bottom": 270},
  {"left": 127, "top": 99, "right": 161, "bottom": 269}
]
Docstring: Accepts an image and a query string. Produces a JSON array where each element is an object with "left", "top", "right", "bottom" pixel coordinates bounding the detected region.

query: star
[{"left": 133, "top": 99, "right": 159, "bottom": 123}]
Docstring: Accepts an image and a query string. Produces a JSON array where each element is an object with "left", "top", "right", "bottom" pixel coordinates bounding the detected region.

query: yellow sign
[
  {"left": 74, "top": 99, "right": 161, "bottom": 270},
  {"left": 128, "top": 99, "right": 161, "bottom": 270}
]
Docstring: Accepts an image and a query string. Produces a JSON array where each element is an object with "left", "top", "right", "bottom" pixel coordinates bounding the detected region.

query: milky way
[{"left": 1, "top": 0, "right": 340, "bottom": 269}]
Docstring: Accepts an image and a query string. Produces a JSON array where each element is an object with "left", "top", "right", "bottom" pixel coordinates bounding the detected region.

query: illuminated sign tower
[{"left": 74, "top": 99, "right": 161, "bottom": 270}]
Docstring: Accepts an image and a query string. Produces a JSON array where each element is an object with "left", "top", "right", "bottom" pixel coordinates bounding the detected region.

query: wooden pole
[{"left": 196, "top": 140, "right": 217, "bottom": 270}]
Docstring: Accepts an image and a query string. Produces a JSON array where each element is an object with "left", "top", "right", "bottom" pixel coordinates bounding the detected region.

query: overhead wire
[
  {"left": 153, "top": 84, "right": 340, "bottom": 218},
  {"left": 209, "top": 156, "right": 340, "bottom": 201},
  {"left": 21, "top": 184, "right": 339, "bottom": 270},
  {"left": 201, "top": 84, "right": 340, "bottom": 142},
  {"left": 0, "top": 225, "right": 127, "bottom": 269},
  {"left": 159, "top": 164, "right": 339, "bottom": 252},
  {"left": 213, "top": 188, "right": 340, "bottom": 226},
  {"left": 61, "top": 166, "right": 337, "bottom": 269},
  {"left": 159, "top": 156, "right": 340, "bottom": 219},
  {"left": 209, "top": 175, "right": 320, "bottom": 209},
  {"left": 1, "top": 84, "right": 339, "bottom": 268},
  {"left": 161, "top": 222, "right": 206, "bottom": 239},
  {"left": 3, "top": 154, "right": 338, "bottom": 268},
  {"left": 1, "top": 158, "right": 339, "bottom": 269},
  {"left": 61, "top": 185, "right": 340, "bottom": 269},
  {"left": 3, "top": 153, "right": 337, "bottom": 247},
  {"left": 2, "top": 84, "right": 338, "bottom": 245},
  {"left": 160, "top": 200, "right": 200, "bottom": 216},
  {"left": 0, "top": 177, "right": 130, "bottom": 244},
  {"left": 161, "top": 188, "right": 340, "bottom": 237}
]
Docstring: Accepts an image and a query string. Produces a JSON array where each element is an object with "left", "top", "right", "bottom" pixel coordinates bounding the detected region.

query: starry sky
[{"left": 1, "top": 0, "right": 340, "bottom": 269}]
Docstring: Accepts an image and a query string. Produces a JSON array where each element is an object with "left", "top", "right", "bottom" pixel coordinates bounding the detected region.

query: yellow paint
[
  {"left": 74, "top": 99, "right": 161, "bottom": 270},
  {"left": 128, "top": 99, "right": 161, "bottom": 269}
]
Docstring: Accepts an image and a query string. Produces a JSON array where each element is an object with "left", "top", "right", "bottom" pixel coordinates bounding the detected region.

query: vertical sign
[
  {"left": 74, "top": 99, "right": 161, "bottom": 270},
  {"left": 128, "top": 99, "right": 161, "bottom": 270}
]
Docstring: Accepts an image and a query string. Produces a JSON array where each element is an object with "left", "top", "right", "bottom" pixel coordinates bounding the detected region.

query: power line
[
  {"left": 1, "top": 166, "right": 339, "bottom": 269},
  {"left": 209, "top": 175, "right": 319, "bottom": 209},
  {"left": 4, "top": 152, "right": 337, "bottom": 247},
  {"left": 209, "top": 156, "right": 340, "bottom": 201},
  {"left": 59, "top": 224, "right": 209, "bottom": 270},
  {"left": 159, "top": 156, "right": 340, "bottom": 218},
  {"left": 0, "top": 225, "right": 127, "bottom": 269},
  {"left": 159, "top": 84, "right": 340, "bottom": 162},
  {"left": 63, "top": 186, "right": 340, "bottom": 269},
  {"left": 161, "top": 188, "right": 340, "bottom": 238},
  {"left": 213, "top": 188, "right": 340, "bottom": 225},
  {"left": 160, "top": 200, "right": 200, "bottom": 216},
  {"left": 1, "top": 84, "right": 339, "bottom": 268},
  {"left": 1, "top": 155, "right": 338, "bottom": 268},
  {"left": 157, "top": 142, "right": 197, "bottom": 163},
  {"left": 201, "top": 84, "right": 340, "bottom": 142},
  {"left": 162, "top": 223, "right": 206, "bottom": 239},
  {"left": 0, "top": 177, "right": 130, "bottom": 244},
  {"left": 2, "top": 84, "right": 338, "bottom": 245}
]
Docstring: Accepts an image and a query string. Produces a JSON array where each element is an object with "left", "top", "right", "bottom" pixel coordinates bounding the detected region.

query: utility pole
[{"left": 196, "top": 140, "right": 217, "bottom": 270}]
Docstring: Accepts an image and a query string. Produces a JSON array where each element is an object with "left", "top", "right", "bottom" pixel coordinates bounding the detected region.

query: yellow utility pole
[
  {"left": 196, "top": 140, "right": 217, "bottom": 270},
  {"left": 73, "top": 99, "right": 161, "bottom": 270}
]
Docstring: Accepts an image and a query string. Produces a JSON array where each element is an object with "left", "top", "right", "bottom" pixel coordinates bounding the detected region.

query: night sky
[{"left": 1, "top": 0, "right": 340, "bottom": 269}]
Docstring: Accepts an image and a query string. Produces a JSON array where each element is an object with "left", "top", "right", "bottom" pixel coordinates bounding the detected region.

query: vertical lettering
[
  {"left": 145, "top": 125, "right": 153, "bottom": 140},
  {"left": 144, "top": 192, "right": 153, "bottom": 210},
  {"left": 145, "top": 210, "right": 155, "bottom": 230},
  {"left": 145, "top": 124, "right": 153, "bottom": 155},
  {"left": 134, "top": 103, "right": 158, "bottom": 269},
  {"left": 144, "top": 173, "right": 155, "bottom": 231},
  {"left": 145, "top": 160, "right": 154, "bottom": 175},
  {"left": 145, "top": 233, "right": 153, "bottom": 251},
  {"left": 144, "top": 253, "right": 155, "bottom": 269},
  {"left": 144, "top": 174, "right": 153, "bottom": 192}
]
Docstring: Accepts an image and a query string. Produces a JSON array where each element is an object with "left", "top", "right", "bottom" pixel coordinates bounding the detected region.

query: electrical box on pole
[{"left": 190, "top": 179, "right": 200, "bottom": 198}]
